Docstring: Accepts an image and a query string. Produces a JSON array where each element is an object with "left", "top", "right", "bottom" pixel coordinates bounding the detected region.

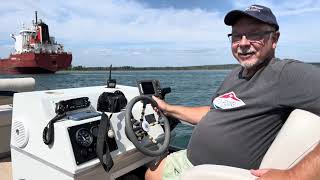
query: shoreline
[
  {"left": 63, "top": 61, "right": 320, "bottom": 72},
  {"left": 63, "top": 64, "right": 240, "bottom": 72},
  {"left": 58, "top": 69, "right": 234, "bottom": 73}
]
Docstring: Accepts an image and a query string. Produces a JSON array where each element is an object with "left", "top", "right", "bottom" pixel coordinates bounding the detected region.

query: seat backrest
[
  {"left": 260, "top": 109, "right": 320, "bottom": 169},
  {"left": 181, "top": 109, "right": 320, "bottom": 180},
  {"left": 0, "top": 78, "right": 35, "bottom": 105}
]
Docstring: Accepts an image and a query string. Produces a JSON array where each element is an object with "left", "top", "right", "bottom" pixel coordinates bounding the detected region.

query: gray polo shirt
[{"left": 187, "top": 58, "right": 320, "bottom": 169}]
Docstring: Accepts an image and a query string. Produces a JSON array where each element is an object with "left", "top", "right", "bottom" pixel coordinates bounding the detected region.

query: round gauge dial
[{"left": 75, "top": 128, "right": 93, "bottom": 147}]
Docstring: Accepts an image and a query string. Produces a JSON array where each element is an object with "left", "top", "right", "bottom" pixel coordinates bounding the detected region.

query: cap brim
[
  {"left": 224, "top": 10, "right": 256, "bottom": 26},
  {"left": 224, "top": 10, "right": 279, "bottom": 30}
]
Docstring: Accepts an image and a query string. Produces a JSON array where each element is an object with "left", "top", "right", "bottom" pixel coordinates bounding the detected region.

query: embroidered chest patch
[{"left": 212, "top": 91, "right": 246, "bottom": 109}]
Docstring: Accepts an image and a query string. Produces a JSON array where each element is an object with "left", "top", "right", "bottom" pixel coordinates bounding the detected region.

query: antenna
[
  {"left": 107, "top": 65, "right": 116, "bottom": 88},
  {"left": 109, "top": 64, "right": 112, "bottom": 80},
  {"left": 35, "top": 11, "right": 38, "bottom": 25}
]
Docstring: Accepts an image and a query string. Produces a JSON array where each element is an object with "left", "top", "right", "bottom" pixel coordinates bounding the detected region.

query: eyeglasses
[{"left": 227, "top": 31, "right": 275, "bottom": 43}]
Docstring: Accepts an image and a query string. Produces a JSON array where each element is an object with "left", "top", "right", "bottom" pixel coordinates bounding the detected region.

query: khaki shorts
[{"left": 162, "top": 150, "right": 194, "bottom": 180}]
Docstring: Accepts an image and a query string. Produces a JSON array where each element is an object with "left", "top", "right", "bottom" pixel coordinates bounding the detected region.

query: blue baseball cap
[{"left": 224, "top": 5, "right": 279, "bottom": 31}]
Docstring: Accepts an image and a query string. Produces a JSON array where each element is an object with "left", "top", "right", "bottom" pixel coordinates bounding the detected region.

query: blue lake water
[{"left": 1, "top": 70, "right": 230, "bottom": 148}]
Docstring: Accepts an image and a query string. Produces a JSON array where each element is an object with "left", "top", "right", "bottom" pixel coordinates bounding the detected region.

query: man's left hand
[{"left": 250, "top": 169, "right": 294, "bottom": 180}]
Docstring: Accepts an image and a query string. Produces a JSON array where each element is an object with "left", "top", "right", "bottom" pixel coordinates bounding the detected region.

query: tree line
[
  {"left": 67, "top": 64, "right": 240, "bottom": 71},
  {"left": 67, "top": 61, "right": 320, "bottom": 71}
]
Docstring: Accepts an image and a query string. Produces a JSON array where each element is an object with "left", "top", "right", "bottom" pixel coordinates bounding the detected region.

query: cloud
[
  {"left": 0, "top": 0, "right": 319, "bottom": 66},
  {"left": 0, "top": 0, "right": 233, "bottom": 66},
  {"left": 0, "top": 0, "right": 228, "bottom": 43},
  {"left": 232, "top": 0, "right": 320, "bottom": 16}
]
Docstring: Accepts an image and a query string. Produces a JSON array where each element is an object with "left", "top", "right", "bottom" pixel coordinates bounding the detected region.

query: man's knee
[{"left": 145, "top": 158, "right": 166, "bottom": 180}]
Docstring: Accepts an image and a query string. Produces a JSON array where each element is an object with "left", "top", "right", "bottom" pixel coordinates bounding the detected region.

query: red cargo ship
[{"left": 0, "top": 11, "right": 72, "bottom": 74}]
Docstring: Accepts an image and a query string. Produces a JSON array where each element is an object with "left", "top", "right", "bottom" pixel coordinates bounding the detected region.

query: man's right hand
[
  {"left": 152, "top": 95, "right": 169, "bottom": 112},
  {"left": 152, "top": 96, "right": 210, "bottom": 124}
]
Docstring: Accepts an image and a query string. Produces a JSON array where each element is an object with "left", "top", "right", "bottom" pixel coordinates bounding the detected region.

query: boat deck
[{"left": 0, "top": 157, "right": 12, "bottom": 180}]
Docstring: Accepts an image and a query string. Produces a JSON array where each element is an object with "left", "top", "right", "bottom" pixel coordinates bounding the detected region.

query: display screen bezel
[{"left": 137, "top": 80, "right": 160, "bottom": 96}]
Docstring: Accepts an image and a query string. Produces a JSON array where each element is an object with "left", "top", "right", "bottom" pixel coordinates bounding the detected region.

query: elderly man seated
[{"left": 145, "top": 4, "right": 320, "bottom": 180}]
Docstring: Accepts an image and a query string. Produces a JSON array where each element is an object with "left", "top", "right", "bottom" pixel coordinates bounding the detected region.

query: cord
[{"left": 42, "top": 113, "right": 66, "bottom": 145}]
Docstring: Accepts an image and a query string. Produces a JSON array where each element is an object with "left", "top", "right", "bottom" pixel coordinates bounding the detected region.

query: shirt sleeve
[{"left": 277, "top": 61, "right": 320, "bottom": 116}]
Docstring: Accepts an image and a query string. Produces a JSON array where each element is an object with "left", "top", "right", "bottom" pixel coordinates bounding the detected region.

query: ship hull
[{"left": 0, "top": 53, "right": 72, "bottom": 74}]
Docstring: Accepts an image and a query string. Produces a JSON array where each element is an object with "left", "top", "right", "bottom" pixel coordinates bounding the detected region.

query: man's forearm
[
  {"left": 251, "top": 143, "right": 320, "bottom": 179},
  {"left": 289, "top": 143, "right": 320, "bottom": 179},
  {"left": 165, "top": 105, "right": 210, "bottom": 124}
]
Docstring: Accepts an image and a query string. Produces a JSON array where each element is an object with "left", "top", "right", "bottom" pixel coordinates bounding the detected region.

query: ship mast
[{"left": 35, "top": 11, "right": 38, "bottom": 25}]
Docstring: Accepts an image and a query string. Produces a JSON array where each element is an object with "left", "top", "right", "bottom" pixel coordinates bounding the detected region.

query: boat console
[{"left": 10, "top": 81, "right": 176, "bottom": 180}]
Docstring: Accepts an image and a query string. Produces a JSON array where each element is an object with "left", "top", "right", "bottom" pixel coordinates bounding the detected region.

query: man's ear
[{"left": 272, "top": 31, "right": 280, "bottom": 49}]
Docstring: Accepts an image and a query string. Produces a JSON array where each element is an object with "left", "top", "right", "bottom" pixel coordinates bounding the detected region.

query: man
[{"left": 145, "top": 4, "right": 320, "bottom": 180}]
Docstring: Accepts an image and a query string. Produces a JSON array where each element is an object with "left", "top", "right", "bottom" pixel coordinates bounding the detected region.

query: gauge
[
  {"left": 90, "top": 126, "right": 98, "bottom": 137},
  {"left": 75, "top": 128, "right": 93, "bottom": 147}
]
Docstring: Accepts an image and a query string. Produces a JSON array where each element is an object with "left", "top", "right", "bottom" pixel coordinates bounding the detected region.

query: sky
[{"left": 0, "top": 0, "right": 320, "bottom": 67}]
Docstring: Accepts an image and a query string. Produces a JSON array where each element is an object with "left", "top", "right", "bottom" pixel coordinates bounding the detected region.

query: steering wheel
[{"left": 125, "top": 95, "right": 171, "bottom": 156}]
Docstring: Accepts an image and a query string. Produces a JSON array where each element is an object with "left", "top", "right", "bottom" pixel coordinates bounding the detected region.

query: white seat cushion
[
  {"left": 181, "top": 164, "right": 255, "bottom": 180},
  {"left": 260, "top": 109, "right": 320, "bottom": 169},
  {"left": 181, "top": 109, "right": 320, "bottom": 179}
]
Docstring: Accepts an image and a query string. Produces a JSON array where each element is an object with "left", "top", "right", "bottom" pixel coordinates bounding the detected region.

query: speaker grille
[{"left": 12, "top": 121, "right": 28, "bottom": 148}]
